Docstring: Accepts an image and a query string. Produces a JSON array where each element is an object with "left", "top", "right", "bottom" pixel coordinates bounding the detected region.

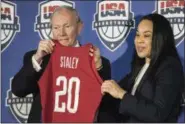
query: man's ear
[{"left": 77, "top": 22, "right": 83, "bottom": 35}]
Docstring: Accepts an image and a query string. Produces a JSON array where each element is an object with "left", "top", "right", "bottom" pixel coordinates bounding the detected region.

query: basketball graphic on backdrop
[
  {"left": 93, "top": 1, "right": 135, "bottom": 52},
  {"left": 6, "top": 93, "right": 33, "bottom": 123},
  {"left": 10, "top": 94, "right": 32, "bottom": 119},
  {"left": 35, "top": 1, "right": 74, "bottom": 39},
  {"left": 172, "top": 19, "right": 184, "bottom": 45},
  {"left": 97, "top": 21, "right": 129, "bottom": 42},
  {"left": 6, "top": 77, "right": 33, "bottom": 123},
  {"left": 156, "top": 0, "right": 184, "bottom": 46},
  {"left": 1, "top": 30, "right": 14, "bottom": 42},
  {"left": 1, "top": 1, "right": 20, "bottom": 52}
]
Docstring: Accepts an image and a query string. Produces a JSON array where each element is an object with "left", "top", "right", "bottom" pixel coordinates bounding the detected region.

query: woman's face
[{"left": 135, "top": 19, "right": 153, "bottom": 62}]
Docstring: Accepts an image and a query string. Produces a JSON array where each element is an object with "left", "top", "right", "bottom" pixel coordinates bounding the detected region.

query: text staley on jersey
[{"left": 60, "top": 56, "right": 79, "bottom": 69}]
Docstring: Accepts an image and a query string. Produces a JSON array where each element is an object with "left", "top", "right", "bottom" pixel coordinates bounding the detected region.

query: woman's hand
[{"left": 101, "top": 80, "right": 127, "bottom": 99}]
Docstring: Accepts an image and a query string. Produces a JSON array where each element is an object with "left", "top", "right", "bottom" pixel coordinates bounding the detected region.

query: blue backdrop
[{"left": 1, "top": 0, "right": 184, "bottom": 123}]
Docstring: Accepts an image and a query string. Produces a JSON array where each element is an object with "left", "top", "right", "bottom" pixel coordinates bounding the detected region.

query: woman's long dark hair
[{"left": 130, "top": 13, "right": 182, "bottom": 81}]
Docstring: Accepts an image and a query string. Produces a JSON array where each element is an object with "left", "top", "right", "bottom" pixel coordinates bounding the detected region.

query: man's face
[{"left": 51, "top": 8, "right": 83, "bottom": 46}]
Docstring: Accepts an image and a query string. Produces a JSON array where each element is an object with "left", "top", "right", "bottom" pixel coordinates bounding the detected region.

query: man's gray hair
[{"left": 50, "top": 5, "right": 82, "bottom": 23}]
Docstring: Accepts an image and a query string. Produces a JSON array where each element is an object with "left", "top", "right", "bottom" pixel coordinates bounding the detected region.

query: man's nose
[{"left": 58, "top": 27, "right": 66, "bottom": 35}]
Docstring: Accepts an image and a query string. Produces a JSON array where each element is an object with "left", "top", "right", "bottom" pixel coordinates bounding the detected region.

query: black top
[{"left": 97, "top": 56, "right": 184, "bottom": 123}]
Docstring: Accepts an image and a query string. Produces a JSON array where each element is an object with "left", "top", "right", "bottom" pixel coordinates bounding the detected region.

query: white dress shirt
[{"left": 131, "top": 63, "right": 150, "bottom": 95}]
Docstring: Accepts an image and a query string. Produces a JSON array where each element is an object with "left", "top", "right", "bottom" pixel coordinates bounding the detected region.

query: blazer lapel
[{"left": 134, "top": 69, "right": 149, "bottom": 94}]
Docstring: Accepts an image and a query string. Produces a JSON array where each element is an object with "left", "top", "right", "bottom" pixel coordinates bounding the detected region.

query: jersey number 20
[{"left": 54, "top": 76, "right": 80, "bottom": 113}]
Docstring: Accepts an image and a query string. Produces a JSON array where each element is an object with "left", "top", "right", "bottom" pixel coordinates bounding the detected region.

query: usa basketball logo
[
  {"left": 93, "top": 1, "right": 135, "bottom": 52},
  {"left": 1, "top": 1, "right": 20, "bottom": 52},
  {"left": 6, "top": 77, "right": 33, "bottom": 123},
  {"left": 35, "top": 1, "right": 74, "bottom": 39},
  {"left": 155, "top": 0, "right": 184, "bottom": 46}
]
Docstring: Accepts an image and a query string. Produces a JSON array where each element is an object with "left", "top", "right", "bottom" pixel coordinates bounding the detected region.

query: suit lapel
[{"left": 41, "top": 54, "right": 51, "bottom": 70}]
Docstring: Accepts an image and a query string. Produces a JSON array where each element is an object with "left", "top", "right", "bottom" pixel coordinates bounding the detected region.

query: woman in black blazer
[{"left": 97, "top": 13, "right": 184, "bottom": 122}]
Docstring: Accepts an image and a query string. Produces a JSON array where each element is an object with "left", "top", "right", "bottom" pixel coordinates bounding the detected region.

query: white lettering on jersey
[
  {"left": 60, "top": 56, "right": 79, "bottom": 69},
  {"left": 54, "top": 76, "right": 80, "bottom": 113}
]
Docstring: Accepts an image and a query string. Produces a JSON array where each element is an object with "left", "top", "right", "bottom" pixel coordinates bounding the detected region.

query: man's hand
[
  {"left": 89, "top": 46, "right": 102, "bottom": 70},
  {"left": 101, "top": 80, "right": 127, "bottom": 99},
  {"left": 34, "top": 40, "right": 55, "bottom": 63}
]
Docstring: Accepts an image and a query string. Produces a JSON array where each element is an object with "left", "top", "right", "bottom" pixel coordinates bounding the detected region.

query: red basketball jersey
[{"left": 39, "top": 42, "right": 102, "bottom": 123}]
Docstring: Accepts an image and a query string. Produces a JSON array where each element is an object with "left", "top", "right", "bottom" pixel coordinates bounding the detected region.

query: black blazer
[
  {"left": 97, "top": 56, "right": 184, "bottom": 123},
  {"left": 11, "top": 50, "right": 111, "bottom": 123}
]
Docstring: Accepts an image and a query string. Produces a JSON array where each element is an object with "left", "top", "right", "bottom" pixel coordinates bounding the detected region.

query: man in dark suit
[{"left": 11, "top": 6, "right": 111, "bottom": 123}]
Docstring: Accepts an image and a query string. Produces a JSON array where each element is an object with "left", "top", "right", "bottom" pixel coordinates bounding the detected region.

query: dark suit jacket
[
  {"left": 97, "top": 56, "right": 184, "bottom": 123},
  {"left": 11, "top": 50, "right": 111, "bottom": 123}
]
